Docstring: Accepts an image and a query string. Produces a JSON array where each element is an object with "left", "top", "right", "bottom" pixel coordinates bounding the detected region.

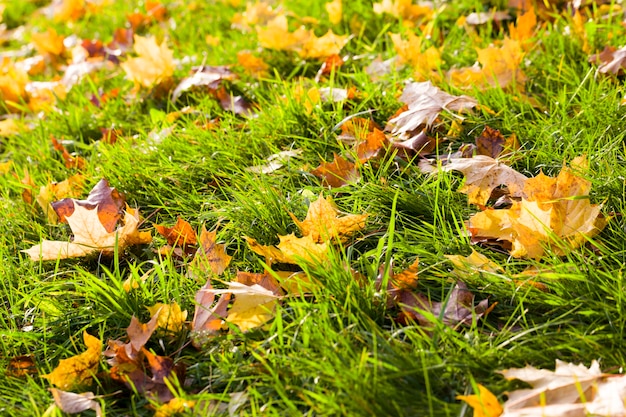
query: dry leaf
[
  {"left": 499, "top": 360, "right": 626, "bottom": 417},
  {"left": 246, "top": 150, "right": 302, "bottom": 174},
  {"left": 43, "top": 332, "right": 102, "bottom": 390},
  {"left": 457, "top": 384, "right": 503, "bottom": 417},
  {"left": 192, "top": 225, "right": 232, "bottom": 276},
  {"left": 290, "top": 193, "right": 368, "bottom": 243},
  {"left": 50, "top": 389, "right": 102, "bottom": 416},
  {"left": 22, "top": 204, "right": 151, "bottom": 261},
  {"left": 121, "top": 35, "right": 174, "bottom": 88},
  {"left": 590, "top": 45, "right": 626, "bottom": 75},
  {"left": 389, "top": 32, "right": 441, "bottom": 79},
  {"left": 437, "top": 156, "right": 528, "bottom": 206},
  {"left": 311, "top": 153, "right": 360, "bottom": 188},
  {"left": 7, "top": 355, "right": 37, "bottom": 378},
  {"left": 300, "top": 30, "right": 349, "bottom": 59},
  {"left": 468, "top": 156, "right": 606, "bottom": 259},
  {"left": 388, "top": 81, "right": 477, "bottom": 141},
  {"left": 155, "top": 218, "right": 197, "bottom": 247},
  {"left": 475, "top": 126, "right": 519, "bottom": 159}
]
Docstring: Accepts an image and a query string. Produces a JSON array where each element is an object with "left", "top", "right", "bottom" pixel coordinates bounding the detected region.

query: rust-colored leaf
[
  {"left": 7, "top": 355, "right": 37, "bottom": 378},
  {"left": 51, "top": 137, "right": 86, "bottom": 171},
  {"left": 311, "top": 153, "right": 360, "bottom": 188},
  {"left": 155, "top": 218, "right": 197, "bottom": 247},
  {"left": 475, "top": 126, "right": 519, "bottom": 159},
  {"left": 193, "top": 225, "right": 232, "bottom": 276}
]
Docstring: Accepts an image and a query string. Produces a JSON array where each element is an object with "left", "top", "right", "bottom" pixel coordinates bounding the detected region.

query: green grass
[{"left": 2, "top": 0, "right": 626, "bottom": 416}]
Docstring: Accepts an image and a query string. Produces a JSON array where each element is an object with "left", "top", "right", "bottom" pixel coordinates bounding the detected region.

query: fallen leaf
[
  {"left": 7, "top": 355, "right": 37, "bottom": 377},
  {"left": 146, "top": 302, "right": 188, "bottom": 333},
  {"left": 246, "top": 149, "right": 302, "bottom": 174},
  {"left": 154, "top": 398, "right": 196, "bottom": 417},
  {"left": 50, "top": 137, "right": 86, "bottom": 171},
  {"left": 373, "top": 0, "right": 433, "bottom": 23},
  {"left": 31, "top": 28, "right": 65, "bottom": 57},
  {"left": 155, "top": 218, "right": 197, "bottom": 247},
  {"left": 445, "top": 250, "right": 503, "bottom": 275},
  {"left": 276, "top": 234, "right": 329, "bottom": 264},
  {"left": 311, "top": 153, "right": 360, "bottom": 188},
  {"left": 51, "top": 179, "right": 125, "bottom": 232},
  {"left": 171, "top": 65, "right": 236, "bottom": 102},
  {"left": 397, "top": 281, "right": 491, "bottom": 328},
  {"left": 388, "top": 81, "right": 477, "bottom": 141},
  {"left": 468, "top": 156, "right": 606, "bottom": 258},
  {"left": 191, "top": 280, "right": 231, "bottom": 337},
  {"left": 35, "top": 174, "right": 85, "bottom": 224},
  {"left": 256, "top": 15, "right": 310, "bottom": 52},
  {"left": 457, "top": 384, "right": 503, "bottom": 417},
  {"left": 50, "top": 389, "right": 102, "bottom": 416},
  {"left": 437, "top": 155, "right": 528, "bottom": 206},
  {"left": 356, "top": 128, "right": 389, "bottom": 162},
  {"left": 290, "top": 193, "right": 368, "bottom": 243},
  {"left": 300, "top": 30, "right": 349, "bottom": 59},
  {"left": 498, "top": 360, "right": 626, "bottom": 417},
  {"left": 389, "top": 32, "right": 441, "bottom": 79},
  {"left": 475, "top": 126, "right": 519, "bottom": 159},
  {"left": 22, "top": 203, "right": 152, "bottom": 261},
  {"left": 237, "top": 51, "right": 269, "bottom": 78},
  {"left": 325, "top": 0, "right": 342, "bottom": 25},
  {"left": 192, "top": 225, "right": 232, "bottom": 276},
  {"left": 121, "top": 35, "right": 174, "bottom": 88},
  {"left": 43, "top": 332, "right": 102, "bottom": 390}
]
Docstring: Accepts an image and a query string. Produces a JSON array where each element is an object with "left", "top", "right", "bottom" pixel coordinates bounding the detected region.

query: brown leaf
[
  {"left": 397, "top": 281, "right": 491, "bottom": 328},
  {"left": 356, "top": 128, "right": 389, "bottom": 162},
  {"left": 7, "top": 355, "right": 37, "bottom": 378},
  {"left": 388, "top": 81, "right": 477, "bottom": 141},
  {"left": 191, "top": 280, "right": 231, "bottom": 337},
  {"left": 155, "top": 218, "right": 197, "bottom": 247},
  {"left": 171, "top": 66, "right": 237, "bottom": 102},
  {"left": 391, "top": 258, "right": 419, "bottom": 290},
  {"left": 475, "top": 126, "right": 519, "bottom": 159},
  {"left": 51, "top": 137, "right": 86, "bottom": 171},
  {"left": 215, "top": 87, "right": 254, "bottom": 116},
  {"left": 23, "top": 204, "right": 151, "bottom": 260},
  {"left": 311, "top": 153, "right": 360, "bottom": 188},
  {"left": 126, "top": 313, "right": 160, "bottom": 354}
]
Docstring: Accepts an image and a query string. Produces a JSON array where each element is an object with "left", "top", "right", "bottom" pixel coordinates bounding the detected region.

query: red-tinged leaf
[
  {"left": 475, "top": 126, "right": 519, "bottom": 159},
  {"left": 236, "top": 271, "right": 282, "bottom": 295},
  {"left": 215, "top": 87, "right": 254, "bottom": 116},
  {"left": 311, "top": 153, "right": 360, "bottom": 188},
  {"left": 171, "top": 66, "right": 237, "bottom": 102},
  {"left": 127, "top": 313, "right": 159, "bottom": 354},
  {"left": 155, "top": 218, "right": 197, "bottom": 247}
]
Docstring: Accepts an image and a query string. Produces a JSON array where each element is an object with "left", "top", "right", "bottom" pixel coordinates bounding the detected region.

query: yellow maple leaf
[
  {"left": 121, "top": 35, "right": 175, "bottom": 88},
  {"left": 468, "top": 157, "right": 605, "bottom": 259},
  {"left": 325, "top": 0, "right": 342, "bottom": 25},
  {"left": 224, "top": 282, "right": 280, "bottom": 332},
  {"left": 291, "top": 194, "right": 368, "bottom": 243},
  {"left": 31, "top": 27, "right": 65, "bottom": 56},
  {"left": 508, "top": 7, "right": 537, "bottom": 48},
  {"left": 457, "top": 384, "right": 503, "bottom": 417},
  {"left": 0, "top": 58, "right": 30, "bottom": 112},
  {"left": 52, "top": 0, "right": 86, "bottom": 22},
  {"left": 22, "top": 203, "right": 152, "bottom": 260},
  {"left": 445, "top": 250, "right": 503, "bottom": 274},
  {"left": 154, "top": 398, "right": 196, "bottom": 417},
  {"left": 373, "top": 0, "right": 433, "bottom": 23},
  {"left": 146, "top": 302, "right": 188, "bottom": 333},
  {"left": 276, "top": 233, "right": 329, "bottom": 264},
  {"left": 389, "top": 32, "right": 441, "bottom": 79},
  {"left": 300, "top": 30, "right": 349, "bottom": 59},
  {"left": 43, "top": 332, "right": 102, "bottom": 390},
  {"left": 256, "top": 15, "right": 310, "bottom": 52}
]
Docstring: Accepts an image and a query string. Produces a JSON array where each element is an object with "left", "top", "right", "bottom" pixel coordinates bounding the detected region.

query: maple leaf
[
  {"left": 457, "top": 384, "right": 503, "bottom": 417},
  {"left": 191, "top": 280, "right": 231, "bottom": 341},
  {"left": 373, "top": 0, "right": 433, "bottom": 23},
  {"left": 35, "top": 173, "right": 85, "bottom": 224},
  {"left": 43, "top": 332, "right": 102, "bottom": 390},
  {"left": 475, "top": 126, "right": 520, "bottom": 159},
  {"left": 437, "top": 156, "right": 528, "bottom": 206},
  {"left": 237, "top": 51, "right": 269, "bottom": 78},
  {"left": 388, "top": 81, "right": 477, "bottom": 141},
  {"left": 31, "top": 28, "right": 65, "bottom": 57},
  {"left": 146, "top": 302, "right": 188, "bottom": 333},
  {"left": 154, "top": 398, "right": 196, "bottom": 417},
  {"left": 192, "top": 225, "right": 232, "bottom": 276},
  {"left": 299, "top": 30, "right": 349, "bottom": 59},
  {"left": 468, "top": 156, "right": 606, "bottom": 259},
  {"left": 50, "top": 389, "right": 102, "bottom": 417},
  {"left": 0, "top": 58, "right": 30, "bottom": 113},
  {"left": 246, "top": 149, "right": 302, "bottom": 174},
  {"left": 155, "top": 218, "right": 197, "bottom": 247},
  {"left": 256, "top": 15, "right": 310, "bottom": 52},
  {"left": 498, "top": 360, "right": 626, "bottom": 417},
  {"left": 7, "top": 355, "right": 37, "bottom": 378},
  {"left": 121, "top": 35, "right": 174, "bottom": 88},
  {"left": 171, "top": 65, "right": 237, "bottom": 103},
  {"left": 389, "top": 32, "right": 441, "bottom": 79},
  {"left": 22, "top": 203, "right": 151, "bottom": 261},
  {"left": 290, "top": 193, "right": 368, "bottom": 243},
  {"left": 325, "top": 0, "right": 342, "bottom": 25},
  {"left": 311, "top": 153, "right": 360, "bottom": 188}
]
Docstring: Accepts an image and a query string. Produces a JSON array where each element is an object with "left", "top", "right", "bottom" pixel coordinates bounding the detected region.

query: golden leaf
[
  {"left": 43, "top": 332, "right": 102, "bottom": 390},
  {"left": 389, "top": 32, "right": 441, "bottom": 79},
  {"left": 256, "top": 15, "right": 310, "bottom": 52},
  {"left": 223, "top": 282, "right": 280, "bottom": 332},
  {"left": 300, "top": 30, "right": 349, "bottom": 59},
  {"left": 291, "top": 193, "right": 368, "bottom": 243},
  {"left": 325, "top": 0, "right": 342, "bottom": 25},
  {"left": 276, "top": 233, "right": 329, "bottom": 264},
  {"left": 121, "top": 35, "right": 175, "bottom": 88},
  {"left": 146, "top": 302, "right": 188, "bottom": 333},
  {"left": 457, "top": 384, "right": 503, "bottom": 417}
]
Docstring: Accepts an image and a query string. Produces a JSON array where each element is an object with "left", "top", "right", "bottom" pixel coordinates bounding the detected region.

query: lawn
[{"left": 1, "top": 0, "right": 626, "bottom": 416}]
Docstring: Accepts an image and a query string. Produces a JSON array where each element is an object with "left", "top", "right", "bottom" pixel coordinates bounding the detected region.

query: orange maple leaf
[{"left": 121, "top": 35, "right": 175, "bottom": 88}]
